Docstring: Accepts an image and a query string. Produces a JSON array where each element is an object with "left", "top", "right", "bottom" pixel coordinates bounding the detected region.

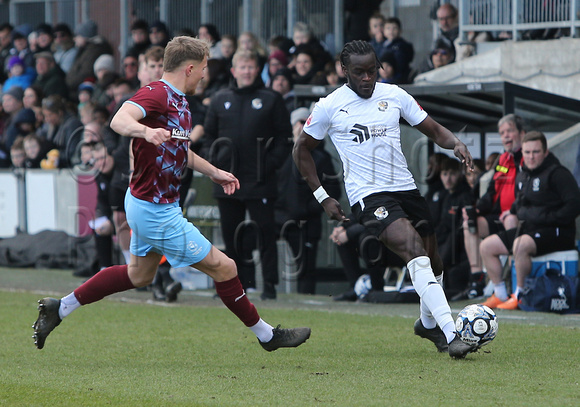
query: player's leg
[
  {"left": 33, "top": 251, "right": 161, "bottom": 349},
  {"left": 194, "top": 246, "right": 311, "bottom": 351},
  {"left": 379, "top": 219, "right": 473, "bottom": 357}
]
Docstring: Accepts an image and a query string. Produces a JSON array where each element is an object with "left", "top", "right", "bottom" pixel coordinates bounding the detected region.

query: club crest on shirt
[
  {"left": 377, "top": 100, "right": 388, "bottom": 111},
  {"left": 252, "top": 98, "right": 263, "bottom": 109},
  {"left": 224, "top": 101, "right": 231, "bottom": 110},
  {"left": 374, "top": 206, "right": 389, "bottom": 220}
]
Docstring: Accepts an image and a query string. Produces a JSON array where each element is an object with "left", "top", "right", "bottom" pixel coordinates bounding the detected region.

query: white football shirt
[{"left": 303, "top": 83, "right": 428, "bottom": 206}]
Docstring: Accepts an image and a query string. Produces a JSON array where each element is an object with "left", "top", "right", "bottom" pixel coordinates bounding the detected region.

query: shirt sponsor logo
[
  {"left": 171, "top": 128, "right": 191, "bottom": 140},
  {"left": 350, "top": 124, "right": 388, "bottom": 143}
]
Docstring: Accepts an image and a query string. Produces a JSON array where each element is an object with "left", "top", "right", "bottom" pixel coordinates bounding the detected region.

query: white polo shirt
[{"left": 303, "top": 83, "right": 428, "bottom": 206}]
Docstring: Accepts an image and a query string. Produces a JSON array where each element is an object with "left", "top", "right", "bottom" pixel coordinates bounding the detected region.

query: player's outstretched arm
[
  {"left": 187, "top": 150, "right": 240, "bottom": 195},
  {"left": 293, "top": 131, "right": 347, "bottom": 221},
  {"left": 416, "top": 116, "right": 474, "bottom": 171},
  {"left": 110, "top": 102, "right": 170, "bottom": 146}
]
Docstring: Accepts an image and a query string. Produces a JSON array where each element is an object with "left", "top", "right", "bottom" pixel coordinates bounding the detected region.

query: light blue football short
[{"left": 124, "top": 189, "right": 212, "bottom": 267}]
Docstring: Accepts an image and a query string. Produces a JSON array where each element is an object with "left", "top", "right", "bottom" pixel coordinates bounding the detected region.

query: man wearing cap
[
  {"left": 149, "top": 21, "right": 170, "bottom": 48},
  {"left": 1, "top": 86, "right": 25, "bottom": 152},
  {"left": 34, "top": 51, "right": 68, "bottom": 99},
  {"left": 52, "top": 23, "right": 77, "bottom": 74},
  {"left": 66, "top": 20, "right": 113, "bottom": 101},
  {"left": 126, "top": 19, "right": 150, "bottom": 57}
]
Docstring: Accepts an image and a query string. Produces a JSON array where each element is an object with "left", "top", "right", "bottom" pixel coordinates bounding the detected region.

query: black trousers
[{"left": 217, "top": 197, "right": 279, "bottom": 289}]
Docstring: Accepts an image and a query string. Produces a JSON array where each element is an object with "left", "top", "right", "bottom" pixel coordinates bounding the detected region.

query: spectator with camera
[
  {"left": 479, "top": 131, "right": 580, "bottom": 310},
  {"left": 452, "top": 114, "right": 524, "bottom": 301}
]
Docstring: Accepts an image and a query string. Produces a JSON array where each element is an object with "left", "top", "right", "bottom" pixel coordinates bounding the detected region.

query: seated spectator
[
  {"left": 40, "top": 94, "right": 83, "bottom": 167},
  {"left": 434, "top": 158, "right": 472, "bottom": 298},
  {"left": 121, "top": 53, "right": 139, "bottom": 89},
  {"left": 33, "top": 51, "right": 68, "bottom": 99},
  {"left": 198, "top": 24, "right": 222, "bottom": 58},
  {"left": 34, "top": 23, "right": 54, "bottom": 54},
  {"left": 270, "top": 67, "right": 297, "bottom": 113},
  {"left": 77, "top": 80, "right": 95, "bottom": 111},
  {"left": 465, "top": 158, "right": 485, "bottom": 202},
  {"left": 238, "top": 31, "right": 267, "bottom": 70},
  {"left": 434, "top": 3, "right": 459, "bottom": 62},
  {"left": 3, "top": 55, "right": 36, "bottom": 93},
  {"left": 200, "top": 58, "right": 229, "bottom": 106},
  {"left": 52, "top": 23, "right": 77, "bottom": 74},
  {"left": 424, "top": 152, "right": 449, "bottom": 228},
  {"left": 367, "top": 13, "right": 386, "bottom": 56},
  {"left": 480, "top": 131, "right": 580, "bottom": 310},
  {"left": 264, "top": 50, "right": 288, "bottom": 87},
  {"left": 380, "top": 17, "right": 414, "bottom": 84},
  {"left": 92, "top": 69, "right": 120, "bottom": 112},
  {"left": 276, "top": 107, "right": 341, "bottom": 294},
  {"left": 1, "top": 86, "right": 25, "bottom": 151},
  {"left": 149, "top": 21, "right": 170, "bottom": 48},
  {"left": 452, "top": 114, "right": 525, "bottom": 301},
  {"left": 6, "top": 25, "right": 34, "bottom": 71},
  {"left": 9, "top": 136, "right": 26, "bottom": 168},
  {"left": 219, "top": 34, "right": 237, "bottom": 71},
  {"left": 378, "top": 51, "right": 398, "bottom": 84},
  {"left": 418, "top": 38, "right": 455, "bottom": 75},
  {"left": 292, "top": 47, "right": 321, "bottom": 85},
  {"left": 289, "top": 22, "right": 332, "bottom": 73},
  {"left": 66, "top": 20, "right": 113, "bottom": 101},
  {"left": 23, "top": 133, "right": 46, "bottom": 168},
  {"left": 22, "top": 85, "right": 43, "bottom": 110},
  {"left": 126, "top": 19, "right": 150, "bottom": 57},
  {"left": 322, "top": 61, "right": 341, "bottom": 86},
  {"left": 12, "top": 107, "right": 37, "bottom": 140}
]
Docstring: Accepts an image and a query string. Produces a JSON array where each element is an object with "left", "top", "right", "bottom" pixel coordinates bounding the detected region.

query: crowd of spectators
[{"left": 1, "top": 6, "right": 577, "bottom": 304}]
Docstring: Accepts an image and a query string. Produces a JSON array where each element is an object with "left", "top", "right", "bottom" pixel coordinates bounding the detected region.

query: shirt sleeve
[
  {"left": 397, "top": 87, "right": 428, "bottom": 127},
  {"left": 302, "top": 99, "right": 330, "bottom": 141},
  {"left": 127, "top": 83, "right": 166, "bottom": 118}
]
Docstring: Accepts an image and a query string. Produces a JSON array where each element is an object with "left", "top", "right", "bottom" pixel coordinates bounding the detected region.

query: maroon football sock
[
  {"left": 215, "top": 276, "right": 260, "bottom": 327},
  {"left": 74, "top": 265, "right": 135, "bottom": 305}
]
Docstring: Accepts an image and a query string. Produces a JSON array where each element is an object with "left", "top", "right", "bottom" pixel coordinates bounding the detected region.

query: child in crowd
[
  {"left": 378, "top": 52, "right": 398, "bottom": 84},
  {"left": 3, "top": 56, "right": 36, "bottom": 93},
  {"left": 10, "top": 136, "right": 26, "bottom": 168},
  {"left": 23, "top": 133, "right": 44, "bottom": 168},
  {"left": 380, "top": 17, "right": 414, "bottom": 84},
  {"left": 368, "top": 13, "right": 386, "bottom": 56}
]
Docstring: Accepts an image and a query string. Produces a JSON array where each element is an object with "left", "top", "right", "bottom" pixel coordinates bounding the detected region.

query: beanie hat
[
  {"left": 14, "top": 108, "right": 36, "bottom": 125},
  {"left": 268, "top": 50, "right": 289, "bottom": 67},
  {"left": 35, "top": 23, "right": 53, "bottom": 37},
  {"left": 272, "top": 67, "right": 294, "bottom": 87},
  {"left": 78, "top": 80, "right": 95, "bottom": 94},
  {"left": 8, "top": 55, "right": 24, "bottom": 70},
  {"left": 93, "top": 54, "right": 115, "bottom": 76},
  {"left": 3, "top": 86, "right": 25, "bottom": 101},
  {"left": 75, "top": 20, "right": 98, "bottom": 38}
]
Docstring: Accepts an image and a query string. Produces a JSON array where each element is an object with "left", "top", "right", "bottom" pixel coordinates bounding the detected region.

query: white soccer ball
[
  {"left": 354, "top": 274, "right": 372, "bottom": 299},
  {"left": 455, "top": 304, "right": 498, "bottom": 347}
]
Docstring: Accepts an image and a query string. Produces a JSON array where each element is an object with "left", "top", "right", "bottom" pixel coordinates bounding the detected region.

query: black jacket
[
  {"left": 202, "top": 80, "right": 292, "bottom": 199},
  {"left": 512, "top": 152, "right": 580, "bottom": 230}
]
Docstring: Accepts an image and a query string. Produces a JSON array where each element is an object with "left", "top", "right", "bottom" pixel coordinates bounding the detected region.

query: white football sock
[
  {"left": 122, "top": 250, "right": 131, "bottom": 265},
  {"left": 514, "top": 286, "right": 523, "bottom": 298},
  {"left": 493, "top": 282, "right": 508, "bottom": 301},
  {"left": 250, "top": 318, "right": 274, "bottom": 342},
  {"left": 420, "top": 272, "right": 444, "bottom": 330},
  {"left": 408, "top": 257, "right": 454, "bottom": 342},
  {"left": 59, "top": 292, "right": 81, "bottom": 319}
]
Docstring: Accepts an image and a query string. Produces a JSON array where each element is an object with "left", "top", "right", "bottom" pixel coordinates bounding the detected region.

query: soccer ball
[
  {"left": 455, "top": 304, "right": 498, "bottom": 347},
  {"left": 354, "top": 274, "right": 372, "bottom": 299}
]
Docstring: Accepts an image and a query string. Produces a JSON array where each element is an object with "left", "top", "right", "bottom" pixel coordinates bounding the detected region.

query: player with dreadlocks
[{"left": 293, "top": 40, "right": 476, "bottom": 358}]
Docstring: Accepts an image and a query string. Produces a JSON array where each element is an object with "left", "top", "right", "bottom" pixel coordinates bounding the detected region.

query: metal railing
[{"left": 459, "top": 0, "right": 580, "bottom": 40}]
